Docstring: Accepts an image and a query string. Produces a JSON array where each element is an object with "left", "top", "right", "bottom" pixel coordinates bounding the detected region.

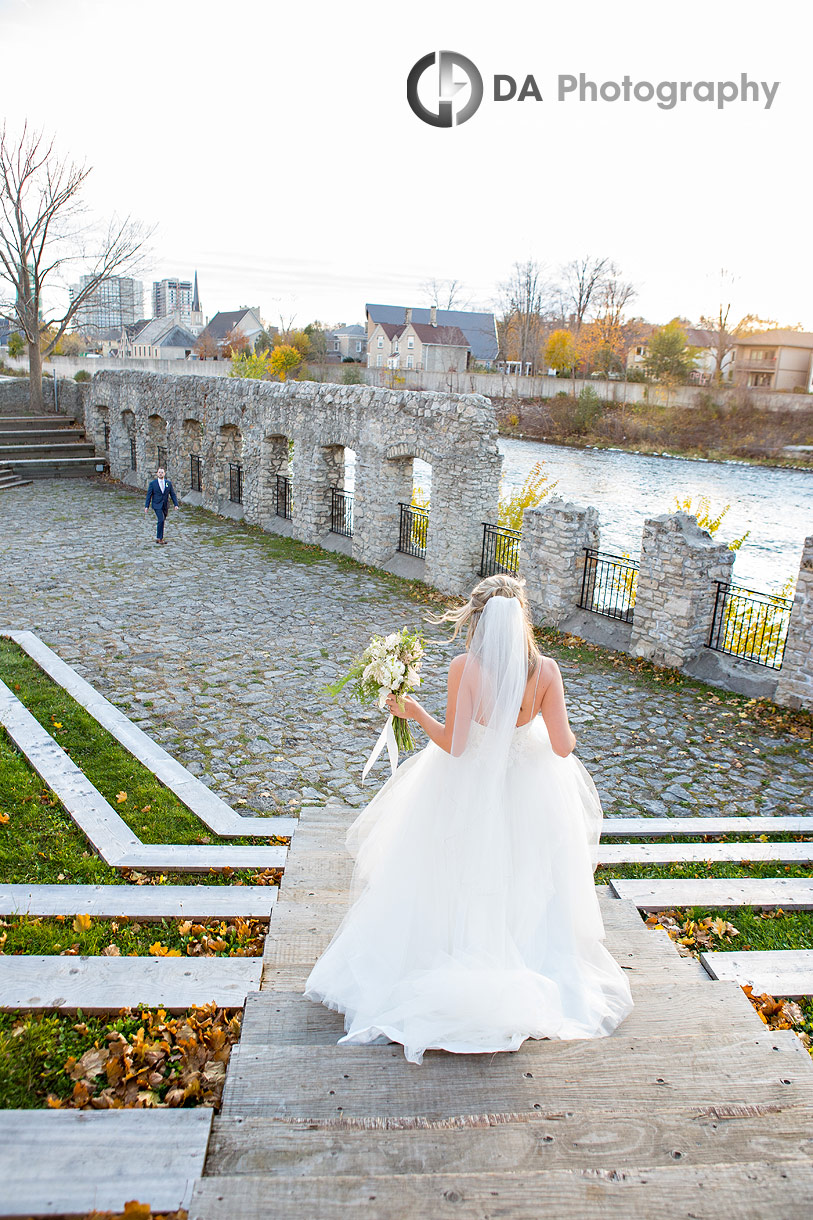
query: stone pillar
[
  {"left": 352, "top": 449, "right": 413, "bottom": 568},
  {"left": 257, "top": 434, "right": 291, "bottom": 526},
  {"left": 630, "top": 512, "right": 735, "bottom": 669},
  {"left": 425, "top": 447, "right": 501, "bottom": 595},
  {"left": 521, "top": 499, "right": 600, "bottom": 628},
  {"left": 292, "top": 441, "right": 344, "bottom": 546},
  {"left": 774, "top": 535, "right": 813, "bottom": 710}
]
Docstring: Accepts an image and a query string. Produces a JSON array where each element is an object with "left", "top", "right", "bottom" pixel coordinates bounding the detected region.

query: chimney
[
  {"left": 404, "top": 307, "right": 412, "bottom": 325},
  {"left": 429, "top": 305, "right": 437, "bottom": 327}
]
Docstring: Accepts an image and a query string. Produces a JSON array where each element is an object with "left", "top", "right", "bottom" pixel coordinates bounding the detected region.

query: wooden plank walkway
[
  {"left": 188, "top": 801, "right": 813, "bottom": 1220},
  {"left": 598, "top": 841, "right": 813, "bottom": 865},
  {"left": 601, "top": 814, "right": 813, "bottom": 837},
  {"left": 0, "top": 678, "right": 287, "bottom": 872},
  {"left": 0, "top": 954, "right": 262, "bottom": 1012},
  {"left": 4, "top": 629, "right": 297, "bottom": 838},
  {"left": 0, "top": 1109, "right": 212, "bottom": 1217},
  {"left": 610, "top": 877, "right": 813, "bottom": 911},
  {"left": 702, "top": 950, "right": 813, "bottom": 1000},
  {"left": 0, "top": 883, "right": 278, "bottom": 919}
]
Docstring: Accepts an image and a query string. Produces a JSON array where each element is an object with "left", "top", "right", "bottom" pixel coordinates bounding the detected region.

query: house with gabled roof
[
  {"left": 367, "top": 309, "right": 470, "bottom": 372},
  {"left": 194, "top": 308, "right": 265, "bottom": 357},
  {"left": 122, "top": 317, "right": 198, "bottom": 360},
  {"left": 366, "top": 302, "right": 498, "bottom": 367}
]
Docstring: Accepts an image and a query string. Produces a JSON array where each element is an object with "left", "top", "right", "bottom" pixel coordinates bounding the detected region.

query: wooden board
[
  {"left": 0, "top": 1108, "right": 211, "bottom": 1217},
  {"left": 0, "top": 883, "right": 278, "bottom": 920},
  {"left": 189, "top": 1161, "right": 813, "bottom": 1220},
  {"left": 0, "top": 954, "right": 262, "bottom": 1012},
  {"left": 701, "top": 950, "right": 813, "bottom": 999},
  {"left": 598, "top": 841, "right": 813, "bottom": 865},
  {"left": 5, "top": 630, "right": 297, "bottom": 839},
  {"left": 118, "top": 843, "right": 287, "bottom": 871},
  {"left": 601, "top": 815, "right": 813, "bottom": 838},
  {"left": 219, "top": 1031, "right": 811, "bottom": 1121},
  {"left": 610, "top": 878, "right": 813, "bottom": 911},
  {"left": 206, "top": 1102, "right": 813, "bottom": 1178}
]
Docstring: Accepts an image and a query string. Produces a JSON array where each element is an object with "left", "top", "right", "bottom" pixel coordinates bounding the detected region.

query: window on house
[
  {"left": 376, "top": 354, "right": 382, "bottom": 367},
  {"left": 377, "top": 336, "right": 383, "bottom": 348},
  {"left": 407, "top": 355, "right": 414, "bottom": 369},
  {"left": 407, "top": 337, "right": 414, "bottom": 349},
  {"left": 356, "top": 341, "right": 362, "bottom": 353}
]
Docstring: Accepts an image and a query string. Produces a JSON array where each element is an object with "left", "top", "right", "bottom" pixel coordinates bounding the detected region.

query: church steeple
[{"left": 192, "top": 271, "right": 201, "bottom": 313}]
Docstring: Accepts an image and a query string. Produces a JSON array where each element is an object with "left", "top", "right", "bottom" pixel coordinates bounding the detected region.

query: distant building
[
  {"left": 367, "top": 308, "right": 469, "bottom": 372},
  {"left": 366, "top": 302, "right": 498, "bottom": 368},
  {"left": 325, "top": 323, "right": 367, "bottom": 362},
  {"left": 626, "top": 323, "right": 735, "bottom": 385},
  {"left": 193, "top": 308, "right": 265, "bottom": 357},
  {"left": 69, "top": 276, "right": 144, "bottom": 337},
  {"left": 152, "top": 271, "right": 205, "bottom": 335},
  {"left": 124, "top": 317, "right": 198, "bottom": 360},
  {"left": 731, "top": 330, "right": 813, "bottom": 392}
]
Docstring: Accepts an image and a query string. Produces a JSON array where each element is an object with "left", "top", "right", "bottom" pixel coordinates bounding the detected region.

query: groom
[{"left": 144, "top": 465, "right": 180, "bottom": 544}]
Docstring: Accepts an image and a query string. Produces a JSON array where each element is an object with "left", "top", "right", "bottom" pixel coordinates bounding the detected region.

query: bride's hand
[{"left": 385, "top": 692, "right": 419, "bottom": 720}]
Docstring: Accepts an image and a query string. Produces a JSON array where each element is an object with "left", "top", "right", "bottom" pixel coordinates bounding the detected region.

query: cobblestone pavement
[{"left": 2, "top": 480, "right": 810, "bottom": 820}]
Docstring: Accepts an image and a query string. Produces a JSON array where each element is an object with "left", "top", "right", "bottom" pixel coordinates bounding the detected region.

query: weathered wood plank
[
  {"left": 0, "top": 883, "right": 278, "bottom": 920},
  {"left": 0, "top": 1107, "right": 211, "bottom": 1217},
  {"left": 0, "top": 954, "right": 261, "bottom": 1012},
  {"left": 701, "top": 950, "right": 813, "bottom": 999},
  {"left": 220, "top": 1032, "right": 812, "bottom": 1120},
  {"left": 188, "top": 1160, "right": 813, "bottom": 1220},
  {"left": 601, "top": 815, "right": 813, "bottom": 837},
  {"left": 207, "top": 1102, "right": 813, "bottom": 1177},
  {"left": 598, "top": 841, "right": 813, "bottom": 864},
  {"left": 611, "top": 877, "right": 813, "bottom": 911},
  {"left": 5, "top": 630, "right": 297, "bottom": 839},
  {"left": 117, "top": 843, "right": 287, "bottom": 871}
]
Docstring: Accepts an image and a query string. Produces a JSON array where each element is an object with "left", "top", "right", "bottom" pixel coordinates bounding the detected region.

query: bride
[{"left": 304, "top": 574, "right": 633, "bottom": 1065}]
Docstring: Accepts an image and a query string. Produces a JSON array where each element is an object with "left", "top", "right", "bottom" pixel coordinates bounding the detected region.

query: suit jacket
[{"left": 145, "top": 478, "right": 179, "bottom": 512}]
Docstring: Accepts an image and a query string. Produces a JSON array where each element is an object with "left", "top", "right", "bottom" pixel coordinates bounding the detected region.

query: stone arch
[
  {"left": 147, "top": 413, "right": 169, "bottom": 474},
  {"left": 179, "top": 417, "right": 205, "bottom": 496},
  {"left": 117, "top": 408, "right": 138, "bottom": 481},
  {"left": 259, "top": 432, "right": 292, "bottom": 527},
  {"left": 214, "top": 423, "right": 244, "bottom": 513},
  {"left": 90, "top": 403, "right": 110, "bottom": 459}
]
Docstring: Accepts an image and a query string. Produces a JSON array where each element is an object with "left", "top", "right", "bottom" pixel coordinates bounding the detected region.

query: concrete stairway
[
  {"left": 0, "top": 414, "right": 103, "bottom": 479},
  {"left": 0, "top": 461, "right": 31, "bottom": 490},
  {"left": 189, "top": 805, "right": 813, "bottom": 1219}
]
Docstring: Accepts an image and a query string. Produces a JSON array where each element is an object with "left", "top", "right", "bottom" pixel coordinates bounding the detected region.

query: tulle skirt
[{"left": 304, "top": 717, "right": 634, "bottom": 1065}]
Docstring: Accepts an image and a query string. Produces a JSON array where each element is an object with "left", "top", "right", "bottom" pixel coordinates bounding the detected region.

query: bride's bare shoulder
[
  {"left": 535, "top": 655, "right": 563, "bottom": 686},
  {"left": 448, "top": 654, "right": 468, "bottom": 676}
]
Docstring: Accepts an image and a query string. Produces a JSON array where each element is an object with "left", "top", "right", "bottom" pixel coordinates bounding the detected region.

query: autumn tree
[
  {"left": 221, "top": 326, "right": 250, "bottom": 358},
  {"left": 544, "top": 329, "right": 576, "bottom": 375},
  {"left": 0, "top": 123, "right": 150, "bottom": 409},
  {"left": 7, "top": 329, "right": 23, "bottom": 357},
  {"left": 193, "top": 330, "right": 219, "bottom": 360},
  {"left": 272, "top": 328, "right": 310, "bottom": 360},
  {"left": 498, "top": 259, "right": 550, "bottom": 372},
  {"left": 270, "top": 343, "right": 302, "bottom": 381},
  {"left": 644, "top": 319, "right": 699, "bottom": 388},
  {"left": 558, "top": 255, "right": 612, "bottom": 333}
]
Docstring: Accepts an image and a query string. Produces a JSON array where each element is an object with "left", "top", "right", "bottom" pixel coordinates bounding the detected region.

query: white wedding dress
[{"left": 305, "top": 598, "right": 634, "bottom": 1065}]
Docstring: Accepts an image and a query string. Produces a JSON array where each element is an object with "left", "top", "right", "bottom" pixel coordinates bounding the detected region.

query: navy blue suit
[{"left": 145, "top": 478, "right": 179, "bottom": 540}]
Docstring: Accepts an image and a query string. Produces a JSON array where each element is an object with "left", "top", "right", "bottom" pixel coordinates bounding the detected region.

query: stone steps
[{"left": 0, "top": 462, "right": 31, "bottom": 490}]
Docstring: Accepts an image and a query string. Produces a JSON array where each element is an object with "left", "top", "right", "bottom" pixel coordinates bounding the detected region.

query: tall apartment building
[
  {"left": 69, "top": 276, "right": 144, "bottom": 336},
  {"left": 152, "top": 271, "right": 204, "bottom": 334}
]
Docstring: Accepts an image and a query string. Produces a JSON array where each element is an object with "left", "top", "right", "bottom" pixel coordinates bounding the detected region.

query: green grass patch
[
  {"left": 597, "top": 860, "right": 813, "bottom": 881},
  {"left": 645, "top": 905, "right": 813, "bottom": 954},
  {"left": 0, "top": 914, "right": 267, "bottom": 957}
]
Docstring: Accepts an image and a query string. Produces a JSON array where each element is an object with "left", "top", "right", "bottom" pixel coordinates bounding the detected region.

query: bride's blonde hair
[{"left": 432, "top": 574, "right": 542, "bottom": 677}]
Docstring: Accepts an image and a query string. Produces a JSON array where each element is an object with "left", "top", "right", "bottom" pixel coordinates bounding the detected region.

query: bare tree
[
  {"left": 421, "top": 277, "right": 470, "bottom": 311},
  {"left": 559, "top": 255, "right": 612, "bottom": 333},
  {"left": 698, "top": 270, "right": 774, "bottom": 384},
  {"left": 498, "top": 259, "right": 551, "bottom": 373},
  {"left": 0, "top": 123, "right": 151, "bottom": 409}
]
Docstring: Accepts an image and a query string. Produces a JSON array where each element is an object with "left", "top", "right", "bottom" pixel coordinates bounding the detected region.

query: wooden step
[
  {"left": 702, "top": 950, "right": 813, "bottom": 999},
  {"left": 0, "top": 954, "right": 262, "bottom": 1013},
  {"left": 206, "top": 1101, "right": 813, "bottom": 1178},
  {"left": 611, "top": 877, "right": 813, "bottom": 911},
  {"left": 601, "top": 815, "right": 813, "bottom": 838},
  {"left": 188, "top": 1159, "right": 813, "bottom": 1219},
  {"left": 598, "top": 841, "right": 813, "bottom": 865},
  {"left": 219, "top": 1031, "right": 813, "bottom": 1121},
  {"left": 0, "top": 882, "right": 278, "bottom": 920},
  {"left": 5, "top": 630, "right": 298, "bottom": 839},
  {"left": 0, "top": 1108, "right": 211, "bottom": 1217}
]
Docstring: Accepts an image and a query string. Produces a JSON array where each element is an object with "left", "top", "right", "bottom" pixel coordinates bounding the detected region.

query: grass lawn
[{"left": 0, "top": 913, "right": 267, "bottom": 957}]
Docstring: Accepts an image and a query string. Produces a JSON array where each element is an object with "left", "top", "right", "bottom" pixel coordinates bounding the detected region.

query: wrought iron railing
[
  {"left": 330, "top": 487, "right": 353, "bottom": 536},
  {"left": 229, "top": 462, "right": 243, "bottom": 505},
  {"left": 190, "top": 454, "right": 202, "bottom": 493},
  {"left": 480, "top": 523, "right": 521, "bottom": 577},
  {"left": 707, "top": 582, "right": 794, "bottom": 670},
  {"left": 579, "top": 549, "right": 638, "bottom": 623},
  {"left": 398, "top": 503, "right": 428, "bottom": 559},
  {"left": 276, "top": 474, "right": 292, "bottom": 520},
  {"left": 103, "top": 423, "right": 110, "bottom": 452},
  {"left": 156, "top": 446, "right": 167, "bottom": 471},
  {"left": 129, "top": 438, "right": 137, "bottom": 471}
]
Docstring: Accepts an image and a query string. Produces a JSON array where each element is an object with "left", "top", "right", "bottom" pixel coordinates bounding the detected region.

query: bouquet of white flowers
[{"left": 326, "top": 627, "right": 425, "bottom": 776}]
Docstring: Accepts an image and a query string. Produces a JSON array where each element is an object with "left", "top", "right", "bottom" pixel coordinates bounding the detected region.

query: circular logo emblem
[{"left": 407, "top": 51, "right": 484, "bottom": 128}]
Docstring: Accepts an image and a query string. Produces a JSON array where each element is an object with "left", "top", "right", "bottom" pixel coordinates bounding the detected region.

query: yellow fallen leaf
[
  {"left": 141, "top": 805, "right": 151, "bottom": 813},
  {"left": 72, "top": 913, "right": 92, "bottom": 933},
  {"left": 52, "top": 722, "right": 62, "bottom": 729},
  {"left": 116, "top": 791, "right": 127, "bottom": 803},
  {"left": 122, "top": 1202, "right": 152, "bottom": 1219},
  {"left": 0, "top": 812, "right": 9, "bottom": 824}
]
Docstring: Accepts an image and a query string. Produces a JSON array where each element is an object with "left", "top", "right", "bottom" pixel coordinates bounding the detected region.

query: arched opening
[
  {"left": 119, "top": 409, "right": 137, "bottom": 479},
  {"left": 180, "top": 417, "right": 205, "bottom": 497},
  {"left": 215, "top": 423, "right": 244, "bottom": 514},
  {"left": 260, "top": 433, "right": 293, "bottom": 527},
  {"left": 326, "top": 444, "right": 354, "bottom": 539},
  {"left": 93, "top": 404, "right": 110, "bottom": 459},
  {"left": 147, "top": 413, "right": 169, "bottom": 475}
]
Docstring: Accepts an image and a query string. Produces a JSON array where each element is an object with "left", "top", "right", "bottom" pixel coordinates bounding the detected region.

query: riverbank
[{"left": 494, "top": 395, "right": 813, "bottom": 470}]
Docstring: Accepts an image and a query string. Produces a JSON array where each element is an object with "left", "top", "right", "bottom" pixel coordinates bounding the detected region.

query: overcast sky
[{"left": 1, "top": 0, "right": 811, "bottom": 331}]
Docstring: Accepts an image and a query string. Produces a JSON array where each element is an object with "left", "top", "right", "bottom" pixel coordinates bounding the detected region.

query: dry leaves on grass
[
  {"left": 86, "top": 1205, "right": 187, "bottom": 1220},
  {"left": 645, "top": 909, "right": 739, "bottom": 956},
  {"left": 742, "top": 985, "right": 810, "bottom": 1048},
  {"left": 46, "top": 1003, "right": 241, "bottom": 1111}
]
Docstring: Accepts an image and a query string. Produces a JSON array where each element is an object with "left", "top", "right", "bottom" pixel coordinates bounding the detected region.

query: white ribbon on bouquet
[{"left": 361, "top": 713, "right": 399, "bottom": 785}]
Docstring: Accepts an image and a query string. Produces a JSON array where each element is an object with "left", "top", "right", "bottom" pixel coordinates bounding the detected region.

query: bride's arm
[
  {"left": 538, "top": 659, "right": 577, "bottom": 757},
  {"left": 384, "top": 655, "right": 467, "bottom": 755}
]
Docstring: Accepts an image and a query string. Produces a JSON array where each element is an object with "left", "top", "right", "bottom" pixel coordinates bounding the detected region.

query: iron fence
[
  {"left": 276, "top": 474, "right": 292, "bottom": 520},
  {"left": 330, "top": 487, "right": 353, "bottom": 536},
  {"left": 708, "top": 582, "right": 794, "bottom": 670},
  {"left": 103, "top": 423, "right": 110, "bottom": 452},
  {"left": 579, "top": 549, "right": 638, "bottom": 623},
  {"left": 229, "top": 462, "right": 243, "bottom": 505},
  {"left": 190, "top": 454, "right": 202, "bottom": 493},
  {"left": 480, "top": 523, "right": 521, "bottom": 577},
  {"left": 129, "top": 437, "right": 137, "bottom": 470},
  {"left": 398, "top": 503, "right": 429, "bottom": 559}
]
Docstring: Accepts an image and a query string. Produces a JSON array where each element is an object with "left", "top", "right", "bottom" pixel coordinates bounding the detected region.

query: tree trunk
[{"left": 28, "top": 342, "right": 44, "bottom": 413}]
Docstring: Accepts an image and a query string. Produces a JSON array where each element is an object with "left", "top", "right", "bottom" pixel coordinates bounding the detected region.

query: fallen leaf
[
  {"left": 72, "top": 913, "right": 92, "bottom": 933},
  {"left": 0, "top": 812, "right": 9, "bottom": 824},
  {"left": 122, "top": 1202, "right": 152, "bottom": 1219},
  {"left": 116, "top": 791, "right": 128, "bottom": 803}
]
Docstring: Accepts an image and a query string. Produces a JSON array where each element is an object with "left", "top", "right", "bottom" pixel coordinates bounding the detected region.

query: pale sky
[{"left": 1, "top": 0, "right": 811, "bottom": 331}]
